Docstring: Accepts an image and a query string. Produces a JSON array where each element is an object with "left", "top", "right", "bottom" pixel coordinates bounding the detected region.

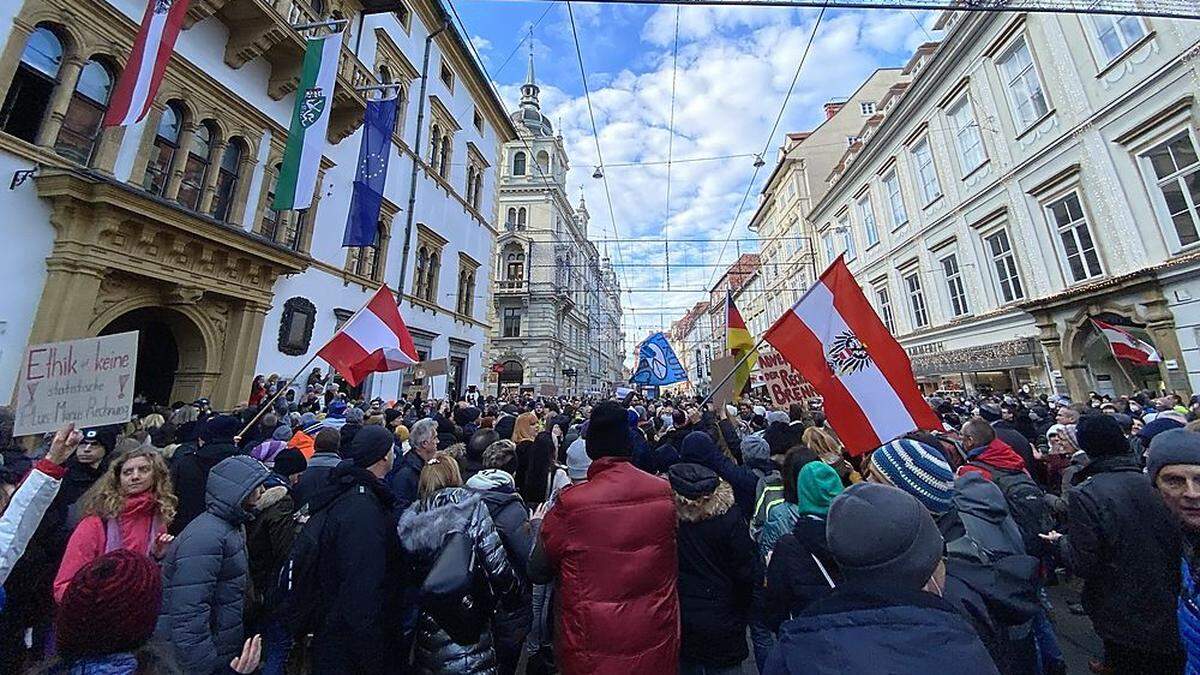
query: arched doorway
[
  {"left": 498, "top": 359, "right": 523, "bottom": 397},
  {"left": 1079, "top": 329, "right": 1162, "bottom": 396},
  {"left": 1064, "top": 310, "right": 1165, "bottom": 398},
  {"left": 99, "top": 307, "right": 207, "bottom": 406}
]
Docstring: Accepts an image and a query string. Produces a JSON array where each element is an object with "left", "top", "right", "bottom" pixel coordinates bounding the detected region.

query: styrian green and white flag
[{"left": 274, "top": 33, "right": 340, "bottom": 211}]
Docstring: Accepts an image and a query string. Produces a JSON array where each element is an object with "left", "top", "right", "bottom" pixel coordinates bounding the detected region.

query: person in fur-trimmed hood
[
  {"left": 398, "top": 453, "right": 524, "bottom": 675},
  {"left": 669, "top": 462, "right": 758, "bottom": 673}
]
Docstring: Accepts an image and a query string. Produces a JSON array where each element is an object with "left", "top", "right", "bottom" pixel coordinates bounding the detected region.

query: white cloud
[{"left": 496, "top": 7, "right": 932, "bottom": 355}]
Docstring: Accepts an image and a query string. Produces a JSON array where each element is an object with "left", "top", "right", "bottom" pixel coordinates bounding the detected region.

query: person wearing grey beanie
[
  {"left": 1148, "top": 429, "right": 1200, "bottom": 674},
  {"left": 763, "top": 482, "right": 997, "bottom": 675}
]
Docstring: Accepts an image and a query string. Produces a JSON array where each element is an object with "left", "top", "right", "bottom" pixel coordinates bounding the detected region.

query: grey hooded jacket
[
  {"left": 397, "top": 487, "right": 523, "bottom": 675},
  {"left": 156, "top": 455, "right": 269, "bottom": 674}
]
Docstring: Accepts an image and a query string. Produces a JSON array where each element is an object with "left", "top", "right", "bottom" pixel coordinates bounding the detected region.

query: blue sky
[{"left": 452, "top": 1, "right": 941, "bottom": 354}]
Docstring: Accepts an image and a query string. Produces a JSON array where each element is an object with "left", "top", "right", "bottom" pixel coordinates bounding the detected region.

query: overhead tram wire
[
  {"left": 566, "top": 1, "right": 634, "bottom": 296},
  {"left": 663, "top": 5, "right": 681, "bottom": 299},
  {"left": 704, "top": 3, "right": 826, "bottom": 291},
  {"left": 510, "top": 0, "right": 1200, "bottom": 21},
  {"left": 492, "top": 1, "right": 558, "bottom": 75}
]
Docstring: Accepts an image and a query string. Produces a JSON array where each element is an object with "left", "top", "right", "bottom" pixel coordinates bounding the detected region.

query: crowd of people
[{"left": 0, "top": 372, "right": 1198, "bottom": 675}]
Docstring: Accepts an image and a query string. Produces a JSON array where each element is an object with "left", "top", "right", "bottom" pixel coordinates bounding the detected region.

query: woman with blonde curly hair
[
  {"left": 53, "top": 447, "right": 178, "bottom": 602},
  {"left": 801, "top": 426, "right": 861, "bottom": 486}
]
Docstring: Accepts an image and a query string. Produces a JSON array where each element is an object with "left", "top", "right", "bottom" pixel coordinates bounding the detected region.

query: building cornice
[{"left": 409, "top": 0, "right": 517, "bottom": 141}]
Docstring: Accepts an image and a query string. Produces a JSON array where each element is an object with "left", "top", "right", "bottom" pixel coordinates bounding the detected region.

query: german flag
[{"left": 726, "top": 291, "right": 759, "bottom": 402}]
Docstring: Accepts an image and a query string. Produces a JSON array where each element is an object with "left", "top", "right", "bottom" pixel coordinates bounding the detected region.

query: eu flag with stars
[
  {"left": 343, "top": 95, "right": 397, "bottom": 246},
  {"left": 630, "top": 332, "right": 688, "bottom": 386}
]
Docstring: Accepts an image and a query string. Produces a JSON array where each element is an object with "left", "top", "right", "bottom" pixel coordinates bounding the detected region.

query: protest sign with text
[
  {"left": 14, "top": 331, "right": 138, "bottom": 436},
  {"left": 758, "top": 348, "right": 818, "bottom": 408}
]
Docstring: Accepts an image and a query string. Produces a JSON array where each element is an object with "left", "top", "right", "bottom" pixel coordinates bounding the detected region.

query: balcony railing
[{"left": 497, "top": 279, "right": 527, "bottom": 294}]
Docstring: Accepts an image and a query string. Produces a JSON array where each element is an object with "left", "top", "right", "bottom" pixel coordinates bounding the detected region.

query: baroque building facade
[
  {"left": 0, "top": 0, "right": 514, "bottom": 406},
  {"left": 803, "top": 10, "right": 1200, "bottom": 400},
  {"left": 489, "top": 54, "right": 623, "bottom": 397}
]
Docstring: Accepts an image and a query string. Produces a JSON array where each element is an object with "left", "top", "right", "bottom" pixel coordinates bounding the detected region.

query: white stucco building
[
  {"left": 805, "top": 10, "right": 1200, "bottom": 400},
  {"left": 0, "top": 0, "right": 514, "bottom": 406}
]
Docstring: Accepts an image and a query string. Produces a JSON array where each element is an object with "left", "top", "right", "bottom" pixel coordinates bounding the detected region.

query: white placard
[{"left": 13, "top": 331, "right": 139, "bottom": 437}]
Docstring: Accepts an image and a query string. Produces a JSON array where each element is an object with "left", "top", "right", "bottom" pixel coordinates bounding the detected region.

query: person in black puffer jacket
[
  {"left": 669, "top": 463, "right": 757, "bottom": 673},
  {"left": 465, "top": 468, "right": 534, "bottom": 675},
  {"left": 397, "top": 454, "right": 523, "bottom": 675},
  {"left": 763, "top": 461, "right": 845, "bottom": 632},
  {"left": 169, "top": 415, "right": 243, "bottom": 535},
  {"left": 309, "top": 426, "right": 404, "bottom": 675}
]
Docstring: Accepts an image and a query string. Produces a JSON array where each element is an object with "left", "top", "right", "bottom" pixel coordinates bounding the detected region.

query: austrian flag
[
  {"left": 103, "top": 0, "right": 191, "bottom": 127},
  {"left": 317, "top": 286, "right": 419, "bottom": 387},
  {"left": 763, "top": 257, "right": 941, "bottom": 456},
  {"left": 1091, "top": 319, "right": 1161, "bottom": 366}
]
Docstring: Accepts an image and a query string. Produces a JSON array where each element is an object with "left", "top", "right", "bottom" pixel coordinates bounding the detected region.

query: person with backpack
[
  {"left": 156, "top": 454, "right": 269, "bottom": 674},
  {"left": 958, "top": 418, "right": 1052, "bottom": 558},
  {"left": 764, "top": 482, "right": 998, "bottom": 675},
  {"left": 245, "top": 449, "right": 305, "bottom": 675},
  {"left": 299, "top": 425, "right": 402, "bottom": 674},
  {"left": 763, "top": 461, "right": 844, "bottom": 633},
  {"left": 169, "top": 414, "right": 242, "bottom": 535},
  {"left": 957, "top": 417, "right": 1063, "bottom": 674},
  {"left": 397, "top": 453, "right": 523, "bottom": 675},
  {"left": 942, "top": 473, "right": 1040, "bottom": 675},
  {"left": 53, "top": 446, "right": 177, "bottom": 602}
]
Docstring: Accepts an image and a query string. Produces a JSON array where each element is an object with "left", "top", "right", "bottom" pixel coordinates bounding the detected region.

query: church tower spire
[{"left": 520, "top": 38, "right": 540, "bottom": 109}]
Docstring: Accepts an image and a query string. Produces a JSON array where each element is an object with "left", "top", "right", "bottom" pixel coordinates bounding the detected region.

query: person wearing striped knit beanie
[{"left": 865, "top": 438, "right": 961, "bottom": 539}]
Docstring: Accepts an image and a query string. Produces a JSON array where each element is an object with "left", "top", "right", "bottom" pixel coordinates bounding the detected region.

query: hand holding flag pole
[
  {"left": 235, "top": 289, "right": 377, "bottom": 439},
  {"left": 236, "top": 285, "right": 416, "bottom": 438}
]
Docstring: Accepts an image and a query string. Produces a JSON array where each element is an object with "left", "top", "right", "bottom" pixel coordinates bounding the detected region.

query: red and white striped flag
[
  {"left": 103, "top": 0, "right": 191, "bottom": 128},
  {"left": 317, "top": 286, "right": 419, "bottom": 387},
  {"left": 763, "top": 257, "right": 941, "bottom": 456},
  {"left": 1091, "top": 319, "right": 1160, "bottom": 365}
]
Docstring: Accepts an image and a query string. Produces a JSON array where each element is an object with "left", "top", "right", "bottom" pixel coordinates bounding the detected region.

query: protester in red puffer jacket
[{"left": 528, "top": 400, "right": 680, "bottom": 675}]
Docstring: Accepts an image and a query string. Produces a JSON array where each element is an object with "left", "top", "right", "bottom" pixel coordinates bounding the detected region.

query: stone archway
[
  {"left": 1059, "top": 302, "right": 1182, "bottom": 398},
  {"left": 98, "top": 306, "right": 209, "bottom": 405}
]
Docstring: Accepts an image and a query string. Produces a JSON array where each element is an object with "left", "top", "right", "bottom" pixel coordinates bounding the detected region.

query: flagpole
[
  {"left": 235, "top": 287, "right": 382, "bottom": 439},
  {"left": 698, "top": 335, "right": 770, "bottom": 409}
]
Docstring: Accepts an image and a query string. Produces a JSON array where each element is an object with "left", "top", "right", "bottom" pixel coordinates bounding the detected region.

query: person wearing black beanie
[
  {"left": 1047, "top": 410, "right": 1183, "bottom": 673},
  {"left": 584, "top": 400, "right": 632, "bottom": 459},
  {"left": 1075, "top": 413, "right": 1132, "bottom": 458}
]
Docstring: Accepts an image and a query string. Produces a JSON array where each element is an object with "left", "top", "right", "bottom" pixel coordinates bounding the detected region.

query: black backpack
[
  {"left": 275, "top": 485, "right": 359, "bottom": 637},
  {"left": 419, "top": 530, "right": 492, "bottom": 646},
  {"left": 969, "top": 461, "right": 1054, "bottom": 558}
]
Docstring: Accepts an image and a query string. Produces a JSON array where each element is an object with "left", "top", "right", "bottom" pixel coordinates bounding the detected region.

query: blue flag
[
  {"left": 343, "top": 95, "right": 397, "bottom": 246},
  {"left": 630, "top": 332, "right": 688, "bottom": 386}
]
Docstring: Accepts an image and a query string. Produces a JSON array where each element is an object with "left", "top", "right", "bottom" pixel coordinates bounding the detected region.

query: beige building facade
[
  {"left": 747, "top": 68, "right": 907, "bottom": 334},
  {"left": 488, "top": 55, "right": 623, "bottom": 397}
]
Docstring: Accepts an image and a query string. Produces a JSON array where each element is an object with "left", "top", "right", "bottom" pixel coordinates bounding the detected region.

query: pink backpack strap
[{"left": 103, "top": 517, "right": 121, "bottom": 554}]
